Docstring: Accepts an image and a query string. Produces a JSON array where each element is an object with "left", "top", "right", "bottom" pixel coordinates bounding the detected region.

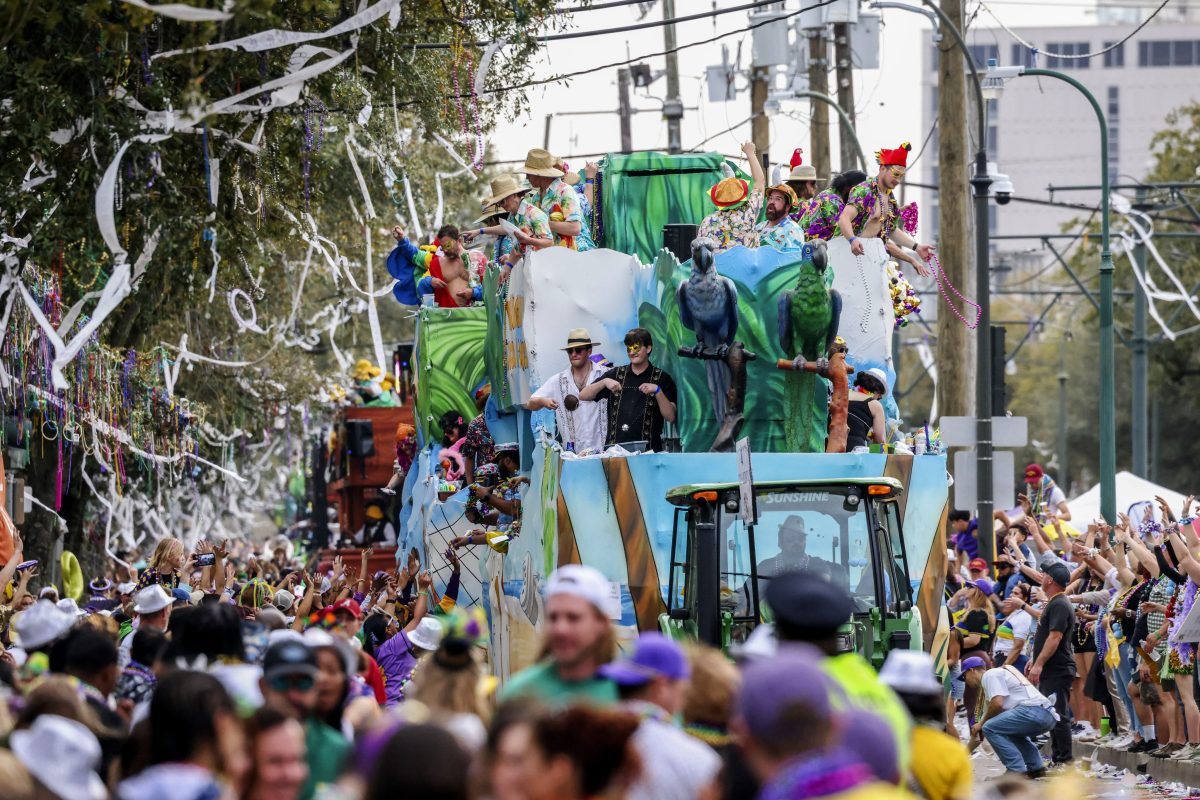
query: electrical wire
[
  {"left": 412, "top": 0, "right": 803, "bottom": 49},
  {"left": 977, "top": 0, "right": 1173, "bottom": 59}
]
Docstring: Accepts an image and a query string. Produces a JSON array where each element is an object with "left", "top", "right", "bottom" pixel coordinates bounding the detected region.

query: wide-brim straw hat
[
  {"left": 787, "top": 164, "right": 819, "bottom": 182},
  {"left": 710, "top": 177, "right": 750, "bottom": 208},
  {"left": 561, "top": 328, "right": 602, "bottom": 350},
  {"left": 472, "top": 203, "right": 501, "bottom": 225},
  {"left": 484, "top": 174, "right": 531, "bottom": 206},
  {"left": 523, "top": 148, "right": 565, "bottom": 178}
]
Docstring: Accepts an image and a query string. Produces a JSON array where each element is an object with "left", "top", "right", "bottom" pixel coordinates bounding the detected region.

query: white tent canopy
[{"left": 1066, "top": 471, "right": 1189, "bottom": 524}]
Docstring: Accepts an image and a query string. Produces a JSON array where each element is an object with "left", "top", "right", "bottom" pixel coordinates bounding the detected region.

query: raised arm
[
  {"left": 403, "top": 571, "right": 433, "bottom": 634},
  {"left": 0, "top": 530, "right": 23, "bottom": 596},
  {"left": 741, "top": 141, "right": 765, "bottom": 192}
]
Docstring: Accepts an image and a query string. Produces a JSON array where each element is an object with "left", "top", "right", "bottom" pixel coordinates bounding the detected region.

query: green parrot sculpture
[{"left": 777, "top": 242, "right": 842, "bottom": 452}]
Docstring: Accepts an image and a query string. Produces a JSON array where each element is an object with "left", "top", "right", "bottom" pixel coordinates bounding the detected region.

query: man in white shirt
[
  {"left": 527, "top": 328, "right": 609, "bottom": 453},
  {"left": 598, "top": 632, "right": 722, "bottom": 800},
  {"left": 960, "top": 656, "right": 1057, "bottom": 777}
]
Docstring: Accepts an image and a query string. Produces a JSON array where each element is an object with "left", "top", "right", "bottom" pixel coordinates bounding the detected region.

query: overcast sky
[{"left": 486, "top": 0, "right": 1096, "bottom": 174}]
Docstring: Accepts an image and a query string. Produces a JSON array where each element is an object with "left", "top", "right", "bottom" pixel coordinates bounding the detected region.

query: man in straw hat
[
  {"left": 527, "top": 328, "right": 610, "bottom": 454},
  {"left": 757, "top": 182, "right": 806, "bottom": 252},
  {"left": 464, "top": 174, "right": 552, "bottom": 270},
  {"left": 784, "top": 148, "right": 822, "bottom": 221},
  {"left": 837, "top": 141, "right": 933, "bottom": 277},
  {"left": 522, "top": 148, "right": 595, "bottom": 251},
  {"left": 697, "top": 141, "right": 767, "bottom": 253}
]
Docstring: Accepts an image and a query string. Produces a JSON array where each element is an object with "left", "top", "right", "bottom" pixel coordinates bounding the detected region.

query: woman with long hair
[
  {"left": 239, "top": 704, "right": 307, "bottom": 800},
  {"left": 957, "top": 578, "right": 996, "bottom": 729},
  {"left": 304, "top": 628, "right": 378, "bottom": 740},
  {"left": 408, "top": 610, "right": 490, "bottom": 749},
  {"left": 844, "top": 369, "right": 888, "bottom": 451},
  {"left": 523, "top": 706, "right": 641, "bottom": 800},
  {"left": 136, "top": 538, "right": 187, "bottom": 592}
]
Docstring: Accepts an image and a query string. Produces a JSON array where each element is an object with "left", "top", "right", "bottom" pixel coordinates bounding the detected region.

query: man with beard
[
  {"left": 501, "top": 564, "right": 619, "bottom": 706},
  {"left": 756, "top": 183, "right": 806, "bottom": 252},
  {"left": 837, "top": 141, "right": 933, "bottom": 277},
  {"left": 527, "top": 328, "right": 609, "bottom": 453}
]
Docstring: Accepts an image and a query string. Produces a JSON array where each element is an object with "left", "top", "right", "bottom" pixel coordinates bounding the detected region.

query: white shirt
[
  {"left": 624, "top": 708, "right": 722, "bottom": 800},
  {"left": 981, "top": 666, "right": 1054, "bottom": 711},
  {"left": 531, "top": 363, "right": 608, "bottom": 453},
  {"left": 994, "top": 609, "right": 1033, "bottom": 657}
]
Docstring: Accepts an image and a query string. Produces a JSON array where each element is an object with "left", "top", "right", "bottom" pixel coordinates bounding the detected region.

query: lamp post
[{"left": 985, "top": 64, "right": 1114, "bottom": 522}]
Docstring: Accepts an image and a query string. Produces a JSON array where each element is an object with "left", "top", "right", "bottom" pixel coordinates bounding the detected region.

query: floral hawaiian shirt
[
  {"left": 532, "top": 178, "right": 596, "bottom": 251},
  {"left": 797, "top": 189, "right": 847, "bottom": 241},
  {"left": 696, "top": 191, "right": 765, "bottom": 253},
  {"left": 756, "top": 217, "right": 806, "bottom": 252},
  {"left": 846, "top": 178, "right": 898, "bottom": 240},
  {"left": 508, "top": 199, "right": 552, "bottom": 262},
  {"left": 460, "top": 414, "right": 495, "bottom": 478}
]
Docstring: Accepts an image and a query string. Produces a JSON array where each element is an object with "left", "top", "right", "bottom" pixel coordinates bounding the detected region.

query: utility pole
[
  {"left": 1058, "top": 335, "right": 1069, "bottom": 489},
  {"left": 807, "top": 28, "right": 831, "bottom": 175},
  {"left": 617, "top": 67, "right": 633, "bottom": 154},
  {"left": 935, "top": 0, "right": 973, "bottom": 428},
  {"left": 543, "top": 114, "right": 552, "bottom": 150},
  {"left": 662, "top": 0, "right": 683, "bottom": 154},
  {"left": 1131, "top": 185, "right": 1149, "bottom": 477},
  {"left": 751, "top": 66, "right": 770, "bottom": 155},
  {"left": 832, "top": 22, "right": 857, "bottom": 171}
]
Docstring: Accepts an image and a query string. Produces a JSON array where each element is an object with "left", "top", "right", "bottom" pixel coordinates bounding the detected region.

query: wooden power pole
[
  {"left": 807, "top": 28, "right": 831, "bottom": 178},
  {"left": 832, "top": 23, "right": 857, "bottom": 171},
  {"left": 617, "top": 67, "right": 633, "bottom": 153},
  {"left": 751, "top": 66, "right": 770, "bottom": 156},
  {"left": 935, "top": 0, "right": 973, "bottom": 424}
]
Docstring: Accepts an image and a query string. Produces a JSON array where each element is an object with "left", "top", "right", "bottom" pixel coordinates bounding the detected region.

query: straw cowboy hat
[
  {"left": 523, "top": 148, "right": 565, "bottom": 178},
  {"left": 561, "top": 328, "right": 602, "bottom": 350},
  {"left": 787, "top": 164, "right": 819, "bottom": 182},
  {"left": 483, "top": 174, "right": 532, "bottom": 206}
]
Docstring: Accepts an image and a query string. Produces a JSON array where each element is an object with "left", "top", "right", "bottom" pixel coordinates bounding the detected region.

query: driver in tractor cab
[
  {"left": 756, "top": 515, "right": 848, "bottom": 589},
  {"left": 761, "top": 571, "right": 913, "bottom": 781}
]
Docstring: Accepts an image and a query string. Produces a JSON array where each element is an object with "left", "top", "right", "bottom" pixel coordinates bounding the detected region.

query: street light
[{"left": 984, "top": 62, "right": 1115, "bottom": 522}]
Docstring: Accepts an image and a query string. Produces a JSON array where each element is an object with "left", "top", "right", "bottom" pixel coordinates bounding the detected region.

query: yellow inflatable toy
[{"left": 60, "top": 550, "right": 84, "bottom": 602}]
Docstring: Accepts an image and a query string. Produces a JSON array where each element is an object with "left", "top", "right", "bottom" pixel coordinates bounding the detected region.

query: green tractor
[{"left": 661, "top": 477, "right": 921, "bottom": 667}]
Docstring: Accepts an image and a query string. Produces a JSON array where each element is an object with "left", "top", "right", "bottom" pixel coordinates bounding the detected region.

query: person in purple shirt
[
  {"left": 950, "top": 509, "right": 979, "bottom": 562},
  {"left": 373, "top": 572, "right": 444, "bottom": 706}
]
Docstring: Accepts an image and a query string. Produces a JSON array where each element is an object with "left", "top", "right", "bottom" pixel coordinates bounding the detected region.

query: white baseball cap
[
  {"left": 11, "top": 714, "right": 106, "bottom": 800},
  {"left": 273, "top": 589, "right": 296, "bottom": 612},
  {"left": 878, "top": 649, "right": 942, "bottom": 696},
  {"left": 545, "top": 564, "right": 616, "bottom": 618},
  {"left": 132, "top": 584, "right": 176, "bottom": 615},
  {"left": 12, "top": 600, "right": 76, "bottom": 650}
]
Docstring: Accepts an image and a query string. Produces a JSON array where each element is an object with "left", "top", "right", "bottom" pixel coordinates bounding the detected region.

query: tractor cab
[{"left": 661, "top": 478, "right": 917, "bottom": 666}]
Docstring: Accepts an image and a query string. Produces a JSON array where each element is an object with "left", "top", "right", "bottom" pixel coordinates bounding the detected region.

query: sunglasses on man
[
  {"left": 566, "top": 346, "right": 591, "bottom": 355},
  {"left": 268, "top": 673, "right": 315, "bottom": 692}
]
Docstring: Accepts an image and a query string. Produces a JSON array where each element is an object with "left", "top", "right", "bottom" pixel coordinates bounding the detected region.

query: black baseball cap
[
  {"left": 262, "top": 640, "right": 318, "bottom": 682},
  {"left": 1042, "top": 562, "right": 1072, "bottom": 589}
]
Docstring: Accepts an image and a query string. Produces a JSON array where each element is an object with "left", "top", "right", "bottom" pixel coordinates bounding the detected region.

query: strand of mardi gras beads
[{"left": 928, "top": 252, "right": 981, "bottom": 330}]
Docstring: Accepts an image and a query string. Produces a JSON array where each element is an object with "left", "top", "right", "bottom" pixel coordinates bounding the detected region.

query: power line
[
  {"left": 977, "top": 0, "right": 1173, "bottom": 59},
  {"left": 412, "top": 0, "right": 797, "bottom": 49}
]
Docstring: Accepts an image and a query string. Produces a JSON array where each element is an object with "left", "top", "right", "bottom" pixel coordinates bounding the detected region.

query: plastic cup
[{"left": 1100, "top": 717, "right": 1111, "bottom": 736}]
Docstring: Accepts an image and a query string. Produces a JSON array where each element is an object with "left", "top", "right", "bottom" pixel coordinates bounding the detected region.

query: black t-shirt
[
  {"left": 592, "top": 364, "right": 678, "bottom": 452},
  {"left": 1033, "top": 593, "right": 1077, "bottom": 681},
  {"left": 960, "top": 609, "right": 995, "bottom": 654}
]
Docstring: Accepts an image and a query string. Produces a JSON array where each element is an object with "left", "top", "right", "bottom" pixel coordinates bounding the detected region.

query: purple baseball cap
[
  {"left": 955, "top": 655, "right": 988, "bottom": 680},
  {"left": 839, "top": 709, "right": 901, "bottom": 783},
  {"left": 598, "top": 632, "right": 690, "bottom": 686},
  {"left": 967, "top": 578, "right": 994, "bottom": 596},
  {"left": 735, "top": 650, "right": 836, "bottom": 738}
]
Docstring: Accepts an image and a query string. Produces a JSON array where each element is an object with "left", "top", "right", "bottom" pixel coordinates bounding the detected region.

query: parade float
[{"left": 390, "top": 152, "right": 951, "bottom": 680}]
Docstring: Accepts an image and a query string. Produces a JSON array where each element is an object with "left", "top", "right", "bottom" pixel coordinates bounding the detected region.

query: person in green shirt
[
  {"left": 259, "top": 639, "right": 351, "bottom": 800},
  {"left": 501, "top": 564, "right": 619, "bottom": 707},
  {"left": 764, "top": 570, "right": 914, "bottom": 780}
]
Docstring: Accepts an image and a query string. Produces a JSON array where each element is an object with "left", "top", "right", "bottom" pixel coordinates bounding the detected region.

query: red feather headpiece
[{"left": 876, "top": 142, "right": 912, "bottom": 168}]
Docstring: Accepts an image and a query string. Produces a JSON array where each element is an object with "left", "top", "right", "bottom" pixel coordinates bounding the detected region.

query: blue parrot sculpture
[
  {"left": 777, "top": 242, "right": 842, "bottom": 452},
  {"left": 678, "top": 237, "right": 739, "bottom": 422}
]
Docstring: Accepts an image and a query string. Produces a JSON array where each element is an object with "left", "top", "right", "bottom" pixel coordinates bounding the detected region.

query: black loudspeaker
[
  {"left": 344, "top": 419, "right": 376, "bottom": 458},
  {"left": 662, "top": 223, "right": 700, "bottom": 264}
]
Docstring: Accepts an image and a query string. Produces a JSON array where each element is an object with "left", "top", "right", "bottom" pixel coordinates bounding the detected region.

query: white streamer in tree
[{"left": 121, "top": 0, "right": 233, "bottom": 22}]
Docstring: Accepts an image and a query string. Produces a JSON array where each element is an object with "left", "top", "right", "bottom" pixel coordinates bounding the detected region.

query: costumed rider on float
[
  {"left": 449, "top": 442, "right": 527, "bottom": 555},
  {"left": 836, "top": 142, "right": 934, "bottom": 278}
]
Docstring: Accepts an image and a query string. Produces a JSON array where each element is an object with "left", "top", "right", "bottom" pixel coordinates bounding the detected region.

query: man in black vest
[{"left": 580, "top": 328, "right": 678, "bottom": 452}]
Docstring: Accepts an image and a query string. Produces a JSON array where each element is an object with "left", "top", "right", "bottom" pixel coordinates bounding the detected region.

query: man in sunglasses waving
[
  {"left": 579, "top": 328, "right": 678, "bottom": 453},
  {"left": 527, "top": 328, "right": 610, "bottom": 454},
  {"left": 260, "top": 639, "right": 350, "bottom": 800},
  {"left": 836, "top": 141, "right": 933, "bottom": 277}
]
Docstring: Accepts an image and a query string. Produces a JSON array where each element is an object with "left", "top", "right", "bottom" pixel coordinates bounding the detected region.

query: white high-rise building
[{"left": 920, "top": 19, "right": 1200, "bottom": 267}]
